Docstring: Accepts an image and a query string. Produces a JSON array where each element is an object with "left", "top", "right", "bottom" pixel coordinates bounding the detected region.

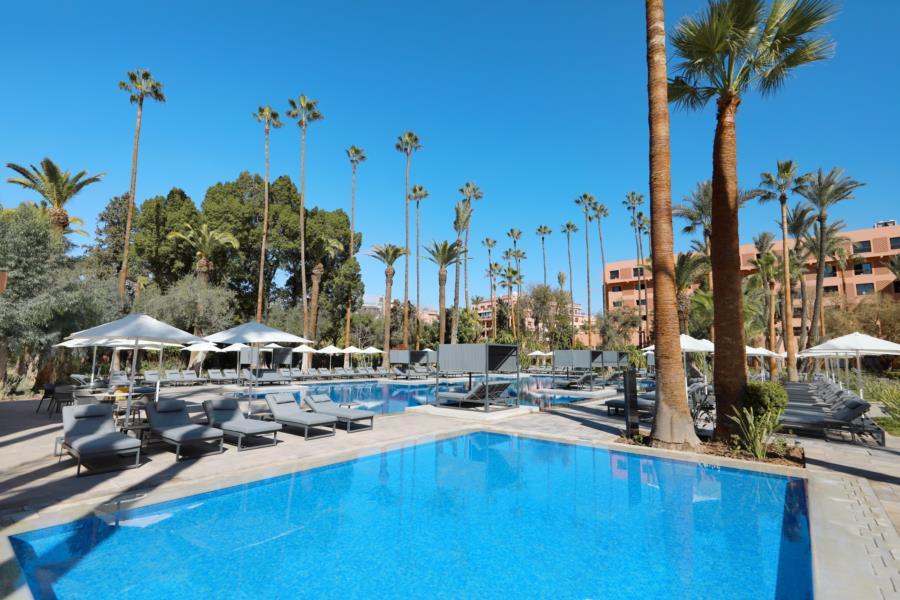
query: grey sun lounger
[
  {"left": 564, "top": 372, "right": 603, "bottom": 389},
  {"left": 604, "top": 395, "right": 657, "bottom": 415},
  {"left": 222, "top": 368, "right": 240, "bottom": 382},
  {"left": 58, "top": 404, "right": 142, "bottom": 476},
  {"left": 304, "top": 394, "right": 375, "bottom": 432},
  {"left": 436, "top": 381, "right": 512, "bottom": 408},
  {"left": 181, "top": 370, "right": 207, "bottom": 385},
  {"left": 165, "top": 370, "right": 185, "bottom": 385},
  {"left": 207, "top": 369, "right": 234, "bottom": 384},
  {"left": 316, "top": 368, "right": 334, "bottom": 379},
  {"left": 265, "top": 392, "right": 337, "bottom": 439},
  {"left": 202, "top": 398, "right": 281, "bottom": 451},
  {"left": 780, "top": 398, "right": 885, "bottom": 446},
  {"left": 146, "top": 399, "right": 225, "bottom": 460}
]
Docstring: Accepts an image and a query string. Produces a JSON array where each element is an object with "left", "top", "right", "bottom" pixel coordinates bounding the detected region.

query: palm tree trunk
[
  {"left": 300, "top": 126, "right": 309, "bottom": 347},
  {"left": 808, "top": 216, "right": 827, "bottom": 345},
  {"left": 566, "top": 234, "right": 575, "bottom": 346},
  {"left": 415, "top": 200, "right": 421, "bottom": 350},
  {"left": 438, "top": 268, "right": 447, "bottom": 343},
  {"left": 704, "top": 232, "right": 715, "bottom": 341},
  {"left": 488, "top": 249, "right": 496, "bottom": 337},
  {"left": 583, "top": 213, "right": 593, "bottom": 347},
  {"left": 382, "top": 268, "right": 393, "bottom": 368},
  {"left": 450, "top": 237, "right": 462, "bottom": 343},
  {"left": 464, "top": 224, "right": 470, "bottom": 311},
  {"left": 540, "top": 237, "right": 548, "bottom": 286},
  {"left": 646, "top": 0, "right": 699, "bottom": 448},
  {"left": 256, "top": 122, "right": 270, "bottom": 322},
  {"left": 768, "top": 281, "right": 778, "bottom": 377},
  {"left": 710, "top": 94, "right": 747, "bottom": 440},
  {"left": 779, "top": 198, "right": 798, "bottom": 380},
  {"left": 596, "top": 220, "right": 607, "bottom": 312},
  {"left": 118, "top": 99, "right": 143, "bottom": 300},
  {"left": 309, "top": 263, "right": 324, "bottom": 340},
  {"left": 402, "top": 151, "right": 411, "bottom": 348},
  {"left": 799, "top": 277, "right": 809, "bottom": 350},
  {"left": 343, "top": 164, "right": 357, "bottom": 367}
]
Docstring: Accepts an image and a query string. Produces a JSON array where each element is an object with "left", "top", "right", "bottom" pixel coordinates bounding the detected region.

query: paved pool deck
[{"left": 1, "top": 386, "right": 898, "bottom": 599}]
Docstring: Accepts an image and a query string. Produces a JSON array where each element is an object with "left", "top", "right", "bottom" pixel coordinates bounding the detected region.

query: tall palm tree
[
  {"left": 117, "top": 69, "right": 165, "bottom": 299},
  {"left": 751, "top": 233, "right": 779, "bottom": 376},
  {"left": 409, "top": 184, "right": 429, "bottom": 349},
  {"left": 286, "top": 95, "right": 323, "bottom": 344},
  {"left": 589, "top": 202, "right": 609, "bottom": 311},
  {"left": 535, "top": 225, "right": 552, "bottom": 286},
  {"left": 787, "top": 202, "right": 816, "bottom": 348},
  {"left": 757, "top": 160, "right": 807, "bottom": 380},
  {"left": 459, "top": 182, "right": 483, "bottom": 310},
  {"left": 489, "top": 262, "right": 503, "bottom": 337},
  {"left": 308, "top": 237, "right": 344, "bottom": 341},
  {"left": 252, "top": 106, "right": 283, "bottom": 322},
  {"left": 369, "top": 244, "right": 406, "bottom": 367},
  {"left": 450, "top": 202, "right": 472, "bottom": 343},
  {"left": 425, "top": 240, "right": 463, "bottom": 344},
  {"left": 395, "top": 131, "right": 422, "bottom": 348},
  {"left": 561, "top": 221, "right": 578, "bottom": 346},
  {"left": 831, "top": 245, "right": 858, "bottom": 302},
  {"left": 674, "top": 253, "right": 710, "bottom": 334},
  {"left": 6, "top": 158, "right": 103, "bottom": 234},
  {"left": 343, "top": 146, "right": 366, "bottom": 360},
  {"left": 798, "top": 168, "right": 863, "bottom": 344},
  {"left": 669, "top": 0, "right": 836, "bottom": 435},
  {"left": 482, "top": 238, "right": 498, "bottom": 336},
  {"left": 507, "top": 228, "right": 523, "bottom": 299},
  {"left": 623, "top": 192, "right": 648, "bottom": 343},
  {"left": 500, "top": 266, "right": 523, "bottom": 337},
  {"left": 166, "top": 223, "right": 239, "bottom": 286},
  {"left": 646, "top": 0, "right": 699, "bottom": 447},
  {"left": 802, "top": 219, "right": 848, "bottom": 341},
  {"left": 510, "top": 249, "right": 526, "bottom": 298},
  {"left": 575, "top": 193, "right": 595, "bottom": 347},
  {"left": 887, "top": 255, "right": 900, "bottom": 282}
]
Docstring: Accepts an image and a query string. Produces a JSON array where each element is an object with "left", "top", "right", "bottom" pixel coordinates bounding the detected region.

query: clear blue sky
[{"left": 1, "top": 0, "right": 897, "bottom": 311}]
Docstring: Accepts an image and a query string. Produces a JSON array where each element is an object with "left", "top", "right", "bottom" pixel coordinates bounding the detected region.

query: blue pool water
[
  {"left": 11, "top": 433, "right": 811, "bottom": 599},
  {"left": 267, "top": 379, "right": 588, "bottom": 414}
]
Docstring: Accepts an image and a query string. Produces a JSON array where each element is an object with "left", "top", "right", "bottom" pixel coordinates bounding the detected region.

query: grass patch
[{"left": 873, "top": 417, "right": 900, "bottom": 437}]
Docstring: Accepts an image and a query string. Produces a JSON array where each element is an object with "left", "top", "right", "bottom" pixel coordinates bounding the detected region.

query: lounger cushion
[
  {"left": 265, "top": 393, "right": 337, "bottom": 427},
  {"left": 69, "top": 433, "right": 141, "bottom": 455},
  {"left": 158, "top": 424, "right": 223, "bottom": 442},
  {"left": 216, "top": 419, "right": 281, "bottom": 435},
  {"left": 305, "top": 395, "right": 375, "bottom": 421},
  {"left": 63, "top": 404, "right": 117, "bottom": 439}
]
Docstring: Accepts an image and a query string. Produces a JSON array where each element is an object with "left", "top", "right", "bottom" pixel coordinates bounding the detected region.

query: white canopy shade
[
  {"left": 801, "top": 332, "right": 900, "bottom": 357},
  {"left": 263, "top": 343, "right": 284, "bottom": 349},
  {"left": 361, "top": 346, "right": 383, "bottom": 354},
  {"left": 54, "top": 338, "right": 98, "bottom": 348},
  {"left": 181, "top": 342, "right": 221, "bottom": 353},
  {"left": 317, "top": 345, "right": 343, "bottom": 355},
  {"left": 746, "top": 346, "right": 780, "bottom": 358},
  {"left": 220, "top": 343, "right": 249, "bottom": 352},
  {"left": 527, "top": 350, "right": 547, "bottom": 357},
  {"left": 205, "top": 321, "right": 312, "bottom": 345},
  {"left": 421, "top": 347, "right": 434, "bottom": 352},
  {"left": 291, "top": 344, "right": 317, "bottom": 354},
  {"left": 643, "top": 334, "right": 714, "bottom": 354},
  {"left": 66, "top": 313, "right": 202, "bottom": 345},
  {"left": 343, "top": 345, "right": 363, "bottom": 354}
]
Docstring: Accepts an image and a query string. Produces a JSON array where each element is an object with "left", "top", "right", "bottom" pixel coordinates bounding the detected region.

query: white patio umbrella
[
  {"left": 641, "top": 334, "right": 714, "bottom": 354},
  {"left": 220, "top": 342, "right": 250, "bottom": 374},
  {"left": 317, "top": 345, "right": 343, "bottom": 370},
  {"left": 65, "top": 314, "right": 202, "bottom": 425},
  {"left": 292, "top": 344, "right": 317, "bottom": 353},
  {"left": 362, "top": 346, "right": 383, "bottom": 354},
  {"left": 54, "top": 338, "right": 105, "bottom": 384},
  {"left": 181, "top": 342, "right": 221, "bottom": 353},
  {"left": 800, "top": 332, "right": 900, "bottom": 398}
]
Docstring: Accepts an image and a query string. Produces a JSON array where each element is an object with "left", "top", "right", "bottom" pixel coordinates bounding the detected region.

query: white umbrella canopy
[
  {"left": 527, "top": 350, "right": 546, "bottom": 357},
  {"left": 361, "top": 346, "right": 383, "bottom": 354},
  {"left": 67, "top": 313, "right": 203, "bottom": 345},
  {"left": 318, "top": 345, "right": 343, "bottom": 354},
  {"left": 220, "top": 343, "right": 249, "bottom": 352},
  {"left": 205, "top": 321, "right": 312, "bottom": 345},
  {"left": 643, "top": 334, "right": 713, "bottom": 354},
  {"left": 291, "top": 344, "right": 317, "bottom": 354},
  {"left": 343, "top": 345, "right": 363, "bottom": 354},
  {"left": 801, "top": 332, "right": 900, "bottom": 398},
  {"left": 181, "top": 342, "right": 221, "bottom": 353}
]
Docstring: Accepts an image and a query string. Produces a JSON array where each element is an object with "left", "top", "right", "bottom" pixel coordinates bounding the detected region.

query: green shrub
[
  {"left": 728, "top": 406, "right": 783, "bottom": 460},
  {"left": 743, "top": 381, "right": 788, "bottom": 415},
  {"left": 863, "top": 378, "right": 900, "bottom": 418}
]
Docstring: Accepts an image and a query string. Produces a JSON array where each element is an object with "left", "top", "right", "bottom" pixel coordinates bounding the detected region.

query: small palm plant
[
  {"left": 167, "top": 223, "right": 239, "bottom": 286},
  {"left": 6, "top": 158, "right": 103, "bottom": 234},
  {"left": 369, "top": 244, "right": 407, "bottom": 366}
]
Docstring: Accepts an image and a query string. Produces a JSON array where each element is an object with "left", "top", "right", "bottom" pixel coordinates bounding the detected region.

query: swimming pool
[
  {"left": 274, "top": 379, "right": 588, "bottom": 414},
  {"left": 10, "top": 432, "right": 811, "bottom": 599}
]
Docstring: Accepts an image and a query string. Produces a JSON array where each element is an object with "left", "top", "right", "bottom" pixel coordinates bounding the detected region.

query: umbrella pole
[
  {"left": 90, "top": 346, "right": 97, "bottom": 385},
  {"left": 156, "top": 347, "right": 163, "bottom": 402},
  {"left": 856, "top": 351, "right": 863, "bottom": 399},
  {"left": 125, "top": 338, "right": 139, "bottom": 428}
]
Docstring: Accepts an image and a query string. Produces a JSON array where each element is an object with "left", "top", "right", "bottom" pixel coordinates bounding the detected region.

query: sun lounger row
[
  {"left": 143, "top": 370, "right": 208, "bottom": 386},
  {"left": 59, "top": 391, "right": 377, "bottom": 476}
]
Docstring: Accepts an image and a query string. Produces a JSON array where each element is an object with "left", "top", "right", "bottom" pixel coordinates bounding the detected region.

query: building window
[
  {"left": 856, "top": 283, "right": 875, "bottom": 296},
  {"left": 637, "top": 299, "right": 646, "bottom": 306},
  {"left": 612, "top": 300, "right": 623, "bottom": 308},
  {"left": 609, "top": 270, "right": 619, "bottom": 280},
  {"left": 854, "top": 262, "right": 872, "bottom": 276},
  {"left": 610, "top": 285, "right": 622, "bottom": 293},
  {"left": 793, "top": 327, "right": 802, "bottom": 336},
  {"left": 823, "top": 285, "right": 838, "bottom": 295},
  {"left": 792, "top": 307, "right": 802, "bottom": 318},
  {"left": 823, "top": 264, "right": 837, "bottom": 277},
  {"left": 637, "top": 283, "right": 647, "bottom": 291},
  {"left": 853, "top": 240, "right": 872, "bottom": 253},
  {"left": 891, "top": 236, "right": 900, "bottom": 250},
  {"left": 632, "top": 267, "right": 644, "bottom": 277}
]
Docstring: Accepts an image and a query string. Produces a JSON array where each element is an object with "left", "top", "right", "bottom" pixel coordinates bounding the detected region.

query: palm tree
[
  {"left": 757, "top": 160, "right": 808, "bottom": 380},
  {"left": 459, "top": 182, "right": 483, "bottom": 310},
  {"left": 751, "top": 233, "right": 779, "bottom": 376},
  {"left": 623, "top": 192, "right": 648, "bottom": 343},
  {"left": 450, "top": 202, "right": 472, "bottom": 343},
  {"left": 409, "top": 184, "right": 429, "bottom": 349},
  {"left": 482, "top": 238, "right": 498, "bottom": 337},
  {"left": 831, "top": 245, "right": 858, "bottom": 302},
  {"left": 510, "top": 249, "right": 526, "bottom": 298},
  {"left": 6, "top": 158, "right": 103, "bottom": 234},
  {"left": 507, "top": 228, "right": 524, "bottom": 299},
  {"left": 802, "top": 219, "right": 848, "bottom": 341},
  {"left": 489, "top": 262, "right": 503, "bottom": 337},
  {"left": 561, "top": 221, "right": 578, "bottom": 345},
  {"left": 500, "top": 266, "right": 523, "bottom": 337},
  {"left": 117, "top": 69, "right": 165, "bottom": 299},
  {"left": 669, "top": 0, "right": 836, "bottom": 435},
  {"left": 589, "top": 203, "right": 609, "bottom": 311},
  {"left": 369, "top": 244, "right": 406, "bottom": 368},
  {"left": 286, "top": 95, "right": 323, "bottom": 343},
  {"left": 674, "top": 253, "right": 710, "bottom": 334},
  {"left": 535, "top": 225, "right": 552, "bottom": 286},
  {"left": 798, "top": 168, "right": 864, "bottom": 344},
  {"left": 395, "top": 131, "right": 422, "bottom": 348},
  {"left": 166, "top": 223, "right": 239, "bottom": 286},
  {"left": 887, "top": 255, "right": 900, "bottom": 282},
  {"left": 787, "top": 202, "right": 816, "bottom": 348},
  {"left": 343, "top": 146, "right": 366, "bottom": 359},
  {"left": 646, "top": 0, "right": 699, "bottom": 448},
  {"left": 251, "top": 106, "right": 283, "bottom": 321},
  {"left": 575, "top": 193, "right": 595, "bottom": 347},
  {"left": 309, "top": 237, "right": 344, "bottom": 341},
  {"left": 425, "top": 240, "right": 463, "bottom": 344}
]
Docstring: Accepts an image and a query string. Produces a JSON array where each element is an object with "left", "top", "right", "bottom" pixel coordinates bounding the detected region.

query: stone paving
[{"left": 1, "top": 387, "right": 898, "bottom": 599}]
